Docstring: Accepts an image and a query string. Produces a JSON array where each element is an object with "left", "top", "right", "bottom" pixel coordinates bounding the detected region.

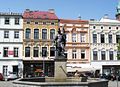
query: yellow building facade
[{"left": 23, "top": 9, "right": 59, "bottom": 77}]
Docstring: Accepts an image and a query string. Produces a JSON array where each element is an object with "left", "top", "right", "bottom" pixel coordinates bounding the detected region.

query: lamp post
[
  {"left": 43, "top": 55, "right": 45, "bottom": 77},
  {"left": 40, "top": 48, "right": 48, "bottom": 77}
]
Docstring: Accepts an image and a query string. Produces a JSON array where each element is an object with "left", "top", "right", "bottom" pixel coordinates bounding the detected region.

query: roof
[
  {"left": 100, "top": 17, "right": 120, "bottom": 23},
  {"left": 0, "top": 12, "right": 22, "bottom": 16},
  {"left": 23, "top": 10, "right": 58, "bottom": 20},
  {"left": 60, "top": 19, "right": 88, "bottom": 24}
]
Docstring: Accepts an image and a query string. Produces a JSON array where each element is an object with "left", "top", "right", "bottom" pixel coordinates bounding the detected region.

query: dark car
[{"left": 0, "top": 73, "right": 4, "bottom": 81}]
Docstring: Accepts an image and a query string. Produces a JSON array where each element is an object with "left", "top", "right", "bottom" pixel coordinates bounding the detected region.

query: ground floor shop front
[
  {"left": 0, "top": 60, "right": 23, "bottom": 78},
  {"left": 23, "top": 60, "right": 54, "bottom": 78},
  {"left": 91, "top": 61, "right": 120, "bottom": 76}
]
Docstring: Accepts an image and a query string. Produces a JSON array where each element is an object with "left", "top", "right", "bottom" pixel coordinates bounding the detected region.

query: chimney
[
  {"left": 48, "top": 9, "right": 55, "bottom": 13},
  {"left": 104, "top": 14, "right": 109, "bottom": 19},
  {"left": 78, "top": 14, "right": 81, "bottom": 20},
  {"left": 25, "top": 9, "right": 30, "bottom": 12}
]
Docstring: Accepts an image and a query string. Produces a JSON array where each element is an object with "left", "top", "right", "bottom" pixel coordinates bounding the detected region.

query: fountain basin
[{"left": 13, "top": 77, "right": 108, "bottom": 87}]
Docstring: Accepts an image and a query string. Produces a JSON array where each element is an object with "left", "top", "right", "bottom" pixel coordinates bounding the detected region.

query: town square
[{"left": 0, "top": 0, "right": 120, "bottom": 87}]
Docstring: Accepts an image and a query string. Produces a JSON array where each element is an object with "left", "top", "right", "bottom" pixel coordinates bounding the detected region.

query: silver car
[{"left": 5, "top": 72, "right": 18, "bottom": 81}]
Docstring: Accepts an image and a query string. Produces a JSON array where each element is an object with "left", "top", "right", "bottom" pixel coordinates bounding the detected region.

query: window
[
  {"left": 66, "top": 34, "right": 68, "bottom": 42},
  {"left": 43, "top": 22, "right": 46, "bottom": 25},
  {"left": 81, "top": 49, "right": 85, "bottom": 59},
  {"left": 117, "top": 51, "right": 120, "bottom": 60},
  {"left": 93, "top": 26, "right": 96, "bottom": 29},
  {"left": 72, "top": 49, "right": 76, "bottom": 59},
  {"left": 14, "top": 47, "right": 18, "bottom": 57},
  {"left": 42, "top": 29, "right": 47, "bottom": 39},
  {"left": 108, "top": 34, "right": 112, "bottom": 43},
  {"left": 3, "top": 47, "right": 8, "bottom": 57},
  {"left": 109, "top": 51, "right": 113, "bottom": 60},
  {"left": 34, "top": 29, "right": 39, "bottom": 39},
  {"left": 64, "top": 50, "right": 68, "bottom": 58},
  {"left": 3, "top": 66, "right": 8, "bottom": 76},
  {"left": 4, "top": 31, "right": 9, "bottom": 38},
  {"left": 15, "top": 18, "right": 20, "bottom": 25},
  {"left": 51, "top": 22, "right": 54, "bottom": 25},
  {"left": 5, "top": 17, "right": 10, "bottom": 24},
  {"left": 35, "top": 22, "right": 38, "bottom": 24},
  {"left": 25, "top": 47, "right": 30, "bottom": 57},
  {"left": 50, "top": 47, "right": 55, "bottom": 56},
  {"left": 116, "top": 35, "right": 120, "bottom": 43},
  {"left": 14, "top": 31, "right": 19, "bottom": 38},
  {"left": 50, "top": 29, "right": 55, "bottom": 40},
  {"left": 72, "top": 33, "right": 76, "bottom": 42},
  {"left": 101, "top": 51, "right": 105, "bottom": 60},
  {"left": 27, "top": 21, "right": 30, "bottom": 24},
  {"left": 93, "top": 51, "right": 98, "bottom": 60},
  {"left": 109, "top": 27, "right": 111, "bottom": 29},
  {"left": 25, "top": 28, "right": 31, "bottom": 39},
  {"left": 33, "top": 47, "right": 39, "bottom": 57},
  {"left": 93, "top": 34, "right": 97, "bottom": 43},
  {"left": 80, "top": 33, "right": 85, "bottom": 42},
  {"left": 101, "top": 34, "right": 105, "bottom": 43},
  {"left": 101, "top": 26, "right": 103, "bottom": 29},
  {"left": 116, "top": 27, "right": 118, "bottom": 30},
  {"left": 42, "top": 47, "right": 47, "bottom": 57}
]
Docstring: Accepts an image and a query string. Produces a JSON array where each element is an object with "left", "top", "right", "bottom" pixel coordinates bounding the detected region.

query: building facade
[
  {"left": 60, "top": 19, "right": 90, "bottom": 72},
  {"left": 23, "top": 9, "right": 59, "bottom": 77},
  {"left": 90, "top": 15, "right": 120, "bottom": 75},
  {"left": 0, "top": 12, "right": 23, "bottom": 77}
]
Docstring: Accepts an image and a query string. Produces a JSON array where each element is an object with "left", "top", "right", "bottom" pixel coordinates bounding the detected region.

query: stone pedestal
[{"left": 54, "top": 56, "right": 67, "bottom": 82}]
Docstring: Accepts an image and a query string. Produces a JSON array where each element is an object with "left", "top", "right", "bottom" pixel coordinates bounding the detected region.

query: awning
[{"left": 67, "top": 67, "right": 98, "bottom": 72}]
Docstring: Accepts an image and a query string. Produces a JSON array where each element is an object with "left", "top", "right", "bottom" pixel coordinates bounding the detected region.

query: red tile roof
[
  {"left": 60, "top": 19, "right": 88, "bottom": 24},
  {"left": 23, "top": 10, "right": 58, "bottom": 20}
]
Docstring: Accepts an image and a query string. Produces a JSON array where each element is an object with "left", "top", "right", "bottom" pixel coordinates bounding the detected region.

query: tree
[{"left": 117, "top": 41, "right": 120, "bottom": 60}]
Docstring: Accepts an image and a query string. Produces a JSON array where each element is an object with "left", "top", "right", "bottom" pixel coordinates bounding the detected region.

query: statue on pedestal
[{"left": 54, "top": 27, "right": 66, "bottom": 57}]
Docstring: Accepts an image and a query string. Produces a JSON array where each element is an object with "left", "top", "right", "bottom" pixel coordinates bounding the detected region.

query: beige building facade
[{"left": 60, "top": 19, "right": 90, "bottom": 71}]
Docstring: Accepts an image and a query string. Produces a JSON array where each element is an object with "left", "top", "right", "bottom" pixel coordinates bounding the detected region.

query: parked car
[
  {"left": 5, "top": 72, "right": 18, "bottom": 81},
  {"left": 0, "top": 73, "right": 4, "bottom": 81}
]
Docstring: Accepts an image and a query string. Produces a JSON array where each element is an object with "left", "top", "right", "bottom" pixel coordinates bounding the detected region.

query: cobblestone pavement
[
  {"left": 0, "top": 80, "right": 120, "bottom": 87},
  {"left": 0, "top": 81, "right": 13, "bottom": 87},
  {"left": 108, "top": 81, "right": 120, "bottom": 87}
]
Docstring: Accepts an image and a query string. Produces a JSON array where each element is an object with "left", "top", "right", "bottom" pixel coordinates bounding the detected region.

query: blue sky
[{"left": 0, "top": 0, "right": 118, "bottom": 20}]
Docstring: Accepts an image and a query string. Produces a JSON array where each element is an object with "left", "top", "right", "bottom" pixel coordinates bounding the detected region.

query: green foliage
[{"left": 117, "top": 41, "right": 120, "bottom": 60}]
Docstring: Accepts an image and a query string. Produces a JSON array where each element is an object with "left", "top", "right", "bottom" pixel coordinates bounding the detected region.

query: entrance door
[{"left": 13, "top": 66, "right": 18, "bottom": 75}]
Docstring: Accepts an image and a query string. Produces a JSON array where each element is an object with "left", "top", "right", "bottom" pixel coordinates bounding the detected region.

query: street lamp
[{"left": 40, "top": 48, "right": 48, "bottom": 77}]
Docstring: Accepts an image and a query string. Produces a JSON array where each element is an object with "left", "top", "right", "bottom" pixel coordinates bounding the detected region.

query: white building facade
[
  {"left": 0, "top": 12, "right": 23, "bottom": 77},
  {"left": 90, "top": 16, "right": 120, "bottom": 75}
]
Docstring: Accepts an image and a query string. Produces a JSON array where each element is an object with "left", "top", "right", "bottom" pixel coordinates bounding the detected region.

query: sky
[{"left": 0, "top": 0, "right": 119, "bottom": 20}]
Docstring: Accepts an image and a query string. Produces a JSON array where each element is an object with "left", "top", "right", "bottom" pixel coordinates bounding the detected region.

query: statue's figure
[{"left": 54, "top": 27, "right": 66, "bottom": 57}]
